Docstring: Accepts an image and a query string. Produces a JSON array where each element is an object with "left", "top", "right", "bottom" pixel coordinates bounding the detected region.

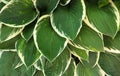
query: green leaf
[
  {"left": 41, "top": 47, "right": 71, "bottom": 76},
  {"left": 0, "top": 24, "right": 23, "bottom": 42},
  {"left": 0, "top": 51, "right": 35, "bottom": 76},
  {"left": 34, "top": 59, "right": 43, "bottom": 71},
  {"left": 74, "top": 25, "right": 104, "bottom": 52},
  {"left": 76, "top": 62, "right": 105, "bottom": 76},
  {"left": 35, "top": 0, "right": 60, "bottom": 14},
  {"left": 88, "top": 52, "right": 100, "bottom": 67},
  {"left": 99, "top": 52, "right": 120, "bottom": 76},
  {"left": 113, "top": 0, "right": 120, "bottom": 11},
  {"left": 0, "top": 51, "right": 20, "bottom": 76},
  {"left": 85, "top": 1, "right": 119, "bottom": 37},
  {"left": 15, "top": 65, "right": 36, "bottom": 76},
  {"left": 0, "top": 35, "right": 21, "bottom": 49},
  {"left": 98, "top": 0, "right": 110, "bottom": 8},
  {"left": 62, "top": 59, "right": 75, "bottom": 76},
  {"left": 51, "top": 0, "right": 85, "bottom": 40},
  {"left": 0, "top": 2, "right": 5, "bottom": 10},
  {"left": 33, "top": 15, "right": 67, "bottom": 61},
  {"left": 0, "top": 0, "right": 38, "bottom": 27},
  {"left": 33, "top": 71, "right": 44, "bottom": 76},
  {"left": 21, "top": 20, "right": 36, "bottom": 41},
  {"left": 1, "top": 0, "right": 11, "bottom": 4},
  {"left": 68, "top": 44, "right": 89, "bottom": 61},
  {"left": 104, "top": 31, "right": 120, "bottom": 53},
  {"left": 16, "top": 38, "right": 41, "bottom": 68},
  {"left": 14, "top": 60, "right": 23, "bottom": 69},
  {"left": 114, "top": 1, "right": 120, "bottom": 28},
  {"left": 86, "top": 0, "right": 98, "bottom": 3},
  {"left": 60, "top": 0, "right": 71, "bottom": 6}
]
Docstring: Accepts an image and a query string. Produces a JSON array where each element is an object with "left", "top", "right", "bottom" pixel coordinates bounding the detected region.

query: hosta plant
[{"left": 0, "top": 0, "right": 120, "bottom": 76}]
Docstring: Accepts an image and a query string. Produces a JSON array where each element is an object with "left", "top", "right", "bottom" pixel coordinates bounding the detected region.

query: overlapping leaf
[
  {"left": 0, "top": 35, "right": 21, "bottom": 49},
  {"left": 62, "top": 59, "right": 75, "bottom": 76},
  {"left": 16, "top": 38, "right": 40, "bottom": 67},
  {"left": 104, "top": 31, "right": 120, "bottom": 52},
  {"left": 0, "top": 51, "right": 35, "bottom": 76},
  {"left": 88, "top": 52, "right": 100, "bottom": 67},
  {"left": 0, "top": 2, "right": 5, "bottom": 10},
  {"left": 68, "top": 44, "right": 89, "bottom": 61},
  {"left": 41, "top": 48, "right": 71, "bottom": 76},
  {"left": 0, "top": 0, "right": 38, "bottom": 27},
  {"left": 98, "top": 0, "right": 109, "bottom": 8},
  {"left": 1, "top": 0, "right": 11, "bottom": 4},
  {"left": 99, "top": 52, "right": 120, "bottom": 76},
  {"left": 33, "top": 15, "right": 67, "bottom": 61},
  {"left": 76, "top": 62, "right": 105, "bottom": 76},
  {"left": 0, "top": 24, "right": 23, "bottom": 42},
  {"left": 60, "top": 0, "right": 71, "bottom": 6},
  {"left": 113, "top": 0, "right": 120, "bottom": 29},
  {"left": 33, "top": 71, "right": 44, "bottom": 76},
  {"left": 85, "top": 1, "right": 119, "bottom": 37},
  {"left": 35, "top": 0, "right": 60, "bottom": 14},
  {"left": 74, "top": 25, "right": 104, "bottom": 52},
  {"left": 113, "top": 0, "right": 120, "bottom": 12},
  {"left": 34, "top": 59, "right": 42, "bottom": 71},
  {"left": 21, "top": 20, "right": 36, "bottom": 41},
  {"left": 51, "top": 0, "right": 85, "bottom": 40}
]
